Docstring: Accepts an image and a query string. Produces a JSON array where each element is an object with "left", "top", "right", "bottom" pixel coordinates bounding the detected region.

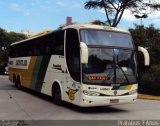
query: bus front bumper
[{"left": 80, "top": 93, "right": 137, "bottom": 107}]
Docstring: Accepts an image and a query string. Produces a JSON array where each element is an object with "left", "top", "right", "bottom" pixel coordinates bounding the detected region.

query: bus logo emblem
[
  {"left": 114, "top": 90, "right": 117, "bottom": 95},
  {"left": 66, "top": 88, "right": 78, "bottom": 101}
]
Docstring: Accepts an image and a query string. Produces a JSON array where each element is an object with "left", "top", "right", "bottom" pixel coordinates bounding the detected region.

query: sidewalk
[{"left": 138, "top": 94, "right": 160, "bottom": 101}]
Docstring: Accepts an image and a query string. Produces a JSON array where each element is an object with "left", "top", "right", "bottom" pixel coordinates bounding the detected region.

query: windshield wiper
[
  {"left": 116, "top": 65, "right": 130, "bottom": 84},
  {"left": 113, "top": 49, "right": 130, "bottom": 84}
]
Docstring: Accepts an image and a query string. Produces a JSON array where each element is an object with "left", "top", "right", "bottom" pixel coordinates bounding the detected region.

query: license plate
[{"left": 110, "top": 99, "right": 119, "bottom": 103}]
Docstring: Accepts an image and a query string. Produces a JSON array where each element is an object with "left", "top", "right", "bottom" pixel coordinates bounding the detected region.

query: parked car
[
  {"left": 4, "top": 66, "right": 8, "bottom": 75},
  {"left": 0, "top": 63, "right": 8, "bottom": 75}
]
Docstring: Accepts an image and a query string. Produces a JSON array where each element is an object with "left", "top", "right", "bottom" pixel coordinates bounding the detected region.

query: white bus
[{"left": 9, "top": 24, "right": 150, "bottom": 107}]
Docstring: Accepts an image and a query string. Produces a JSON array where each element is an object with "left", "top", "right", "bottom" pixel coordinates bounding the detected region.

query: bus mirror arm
[
  {"left": 138, "top": 46, "right": 150, "bottom": 66},
  {"left": 80, "top": 42, "right": 88, "bottom": 64}
]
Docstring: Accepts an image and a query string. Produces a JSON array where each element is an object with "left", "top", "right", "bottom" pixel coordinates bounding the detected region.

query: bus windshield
[
  {"left": 80, "top": 29, "right": 133, "bottom": 48},
  {"left": 80, "top": 29, "right": 137, "bottom": 85},
  {"left": 82, "top": 48, "right": 137, "bottom": 85}
]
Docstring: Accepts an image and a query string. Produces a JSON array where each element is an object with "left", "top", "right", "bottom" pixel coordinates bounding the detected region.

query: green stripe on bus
[
  {"left": 30, "top": 56, "right": 43, "bottom": 90},
  {"left": 35, "top": 55, "right": 51, "bottom": 92}
]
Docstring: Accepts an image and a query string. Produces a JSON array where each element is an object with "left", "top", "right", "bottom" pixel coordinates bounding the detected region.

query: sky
[{"left": 1, "top": 0, "right": 160, "bottom": 33}]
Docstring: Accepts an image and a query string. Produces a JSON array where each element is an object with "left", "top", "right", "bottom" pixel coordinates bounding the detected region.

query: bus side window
[
  {"left": 10, "top": 46, "right": 16, "bottom": 58},
  {"left": 66, "top": 29, "right": 80, "bottom": 82},
  {"left": 54, "top": 31, "right": 64, "bottom": 55},
  {"left": 32, "top": 37, "right": 44, "bottom": 56},
  {"left": 25, "top": 41, "right": 32, "bottom": 56},
  {"left": 44, "top": 46, "right": 50, "bottom": 55},
  {"left": 42, "top": 33, "right": 53, "bottom": 55}
]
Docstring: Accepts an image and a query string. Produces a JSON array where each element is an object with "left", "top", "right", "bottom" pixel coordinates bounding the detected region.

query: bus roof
[
  {"left": 10, "top": 30, "right": 55, "bottom": 46},
  {"left": 62, "top": 23, "right": 130, "bottom": 34},
  {"left": 11, "top": 24, "right": 130, "bottom": 46}
]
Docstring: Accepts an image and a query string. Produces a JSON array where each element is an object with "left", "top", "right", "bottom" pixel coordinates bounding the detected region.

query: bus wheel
[
  {"left": 52, "top": 84, "right": 63, "bottom": 105},
  {"left": 13, "top": 75, "right": 17, "bottom": 87},
  {"left": 16, "top": 76, "right": 22, "bottom": 90}
]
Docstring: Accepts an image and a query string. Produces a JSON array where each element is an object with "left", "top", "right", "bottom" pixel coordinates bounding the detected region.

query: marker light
[
  {"left": 129, "top": 90, "right": 137, "bottom": 95},
  {"left": 83, "top": 90, "right": 100, "bottom": 96}
]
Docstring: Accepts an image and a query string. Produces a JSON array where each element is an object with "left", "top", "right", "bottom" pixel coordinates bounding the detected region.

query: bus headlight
[
  {"left": 83, "top": 99, "right": 92, "bottom": 104},
  {"left": 129, "top": 90, "right": 137, "bottom": 95},
  {"left": 83, "top": 90, "right": 100, "bottom": 96}
]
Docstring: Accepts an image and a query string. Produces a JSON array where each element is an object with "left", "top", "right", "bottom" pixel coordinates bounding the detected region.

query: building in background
[{"left": 20, "top": 29, "right": 36, "bottom": 38}]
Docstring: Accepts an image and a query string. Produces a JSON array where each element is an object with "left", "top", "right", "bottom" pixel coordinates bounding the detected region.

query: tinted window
[
  {"left": 10, "top": 30, "right": 64, "bottom": 57},
  {"left": 80, "top": 30, "right": 133, "bottom": 48},
  {"left": 83, "top": 48, "right": 137, "bottom": 85},
  {"left": 65, "top": 29, "right": 80, "bottom": 82}
]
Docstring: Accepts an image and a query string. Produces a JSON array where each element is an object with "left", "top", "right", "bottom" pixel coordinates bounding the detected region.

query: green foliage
[
  {"left": 129, "top": 24, "right": 160, "bottom": 65},
  {"left": 130, "top": 25, "right": 160, "bottom": 95},
  {"left": 0, "top": 27, "right": 27, "bottom": 64},
  {"left": 140, "top": 64, "right": 160, "bottom": 95},
  {"left": 84, "top": 0, "right": 160, "bottom": 27}
]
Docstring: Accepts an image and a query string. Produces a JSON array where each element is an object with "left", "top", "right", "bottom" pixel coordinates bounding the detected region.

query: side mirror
[
  {"left": 80, "top": 42, "right": 88, "bottom": 64},
  {"left": 138, "top": 46, "right": 150, "bottom": 66}
]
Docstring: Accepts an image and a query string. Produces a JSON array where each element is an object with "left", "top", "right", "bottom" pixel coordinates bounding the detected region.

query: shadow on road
[
  {"left": 63, "top": 102, "right": 128, "bottom": 114},
  {"left": 21, "top": 87, "right": 128, "bottom": 114},
  {"left": 0, "top": 85, "right": 16, "bottom": 90},
  {"left": 0, "top": 83, "right": 16, "bottom": 90},
  {"left": 0, "top": 75, "right": 130, "bottom": 114}
]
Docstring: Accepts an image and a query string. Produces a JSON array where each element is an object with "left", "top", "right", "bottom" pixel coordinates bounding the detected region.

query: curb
[{"left": 138, "top": 94, "right": 160, "bottom": 101}]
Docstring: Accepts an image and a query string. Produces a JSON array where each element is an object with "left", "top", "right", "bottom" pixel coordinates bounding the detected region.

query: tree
[
  {"left": 129, "top": 24, "right": 160, "bottom": 65},
  {"left": 89, "top": 20, "right": 109, "bottom": 25},
  {"left": 0, "top": 28, "right": 27, "bottom": 64},
  {"left": 129, "top": 24, "right": 159, "bottom": 79},
  {"left": 84, "top": 0, "right": 160, "bottom": 27},
  {"left": 129, "top": 25, "right": 160, "bottom": 95},
  {"left": 134, "top": 14, "right": 148, "bottom": 26}
]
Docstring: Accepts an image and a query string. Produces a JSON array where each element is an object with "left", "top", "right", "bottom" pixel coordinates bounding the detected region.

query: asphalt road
[{"left": 0, "top": 75, "right": 160, "bottom": 121}]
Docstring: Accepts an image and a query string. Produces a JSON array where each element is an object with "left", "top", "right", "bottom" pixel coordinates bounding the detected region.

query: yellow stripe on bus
[
  {"left": 125, "top": 85, "right": 133, "bottom": 90},
  {"left": 9, "top": 56, "right": 37, "bottom": 88},
  {"left": 22, "top": 56, "right": 37, "bottom": 87}
]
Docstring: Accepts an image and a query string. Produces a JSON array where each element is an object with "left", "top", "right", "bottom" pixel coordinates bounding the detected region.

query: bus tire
[
  {"left": 52, "top": 84, "right": 63, "bottom": 105},
  {"left": 16, "top": 76, "right": 22, "bottom": 90},
  {"left": 13, "top": 74, "right": 17, "bottom": 87}
]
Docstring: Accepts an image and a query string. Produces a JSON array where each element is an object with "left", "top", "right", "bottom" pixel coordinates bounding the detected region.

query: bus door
[{"left": 64, "top": 29, "right": 81, "bottom": 104}]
